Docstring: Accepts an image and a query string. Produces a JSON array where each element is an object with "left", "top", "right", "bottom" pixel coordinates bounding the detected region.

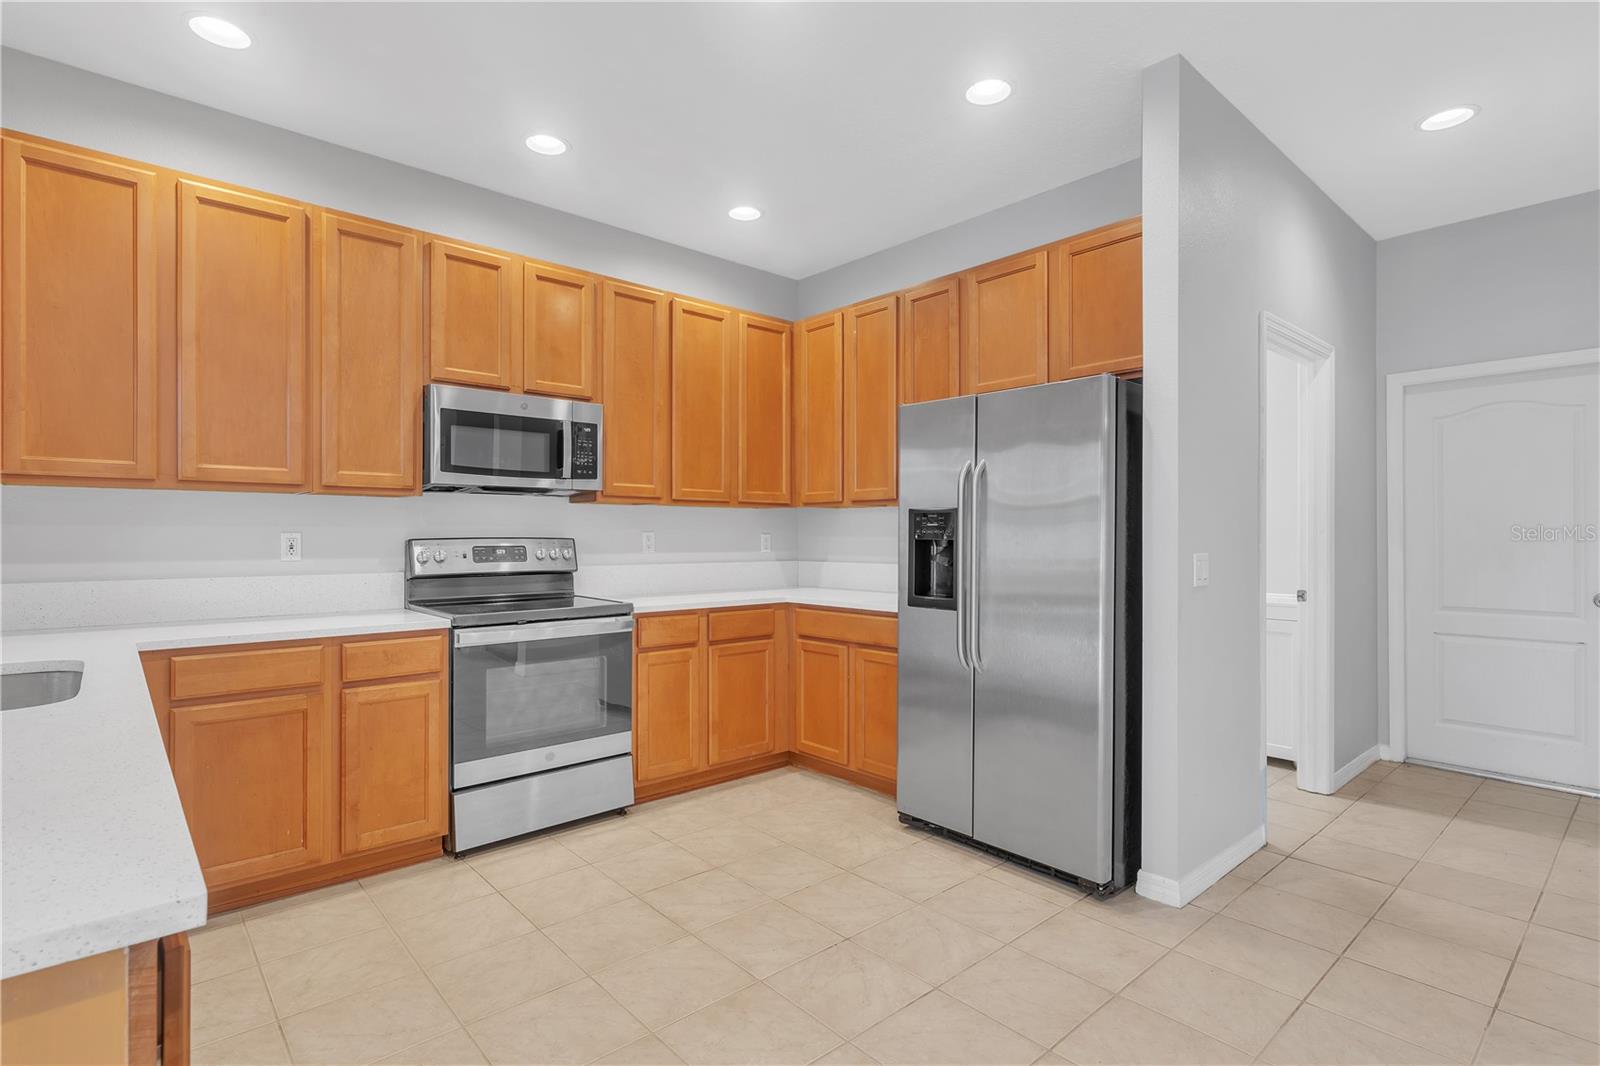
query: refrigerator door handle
[
  {"left": 954, "top": 459, "right": 975, "bottom": 669},
  {"left": 971, "top": 458, "right": 988, "bottom": 672}
]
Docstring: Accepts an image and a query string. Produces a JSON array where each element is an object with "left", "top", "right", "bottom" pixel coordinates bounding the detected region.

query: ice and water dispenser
[{"left": 907, "top": 509, "right": 958, "bottom": 610}]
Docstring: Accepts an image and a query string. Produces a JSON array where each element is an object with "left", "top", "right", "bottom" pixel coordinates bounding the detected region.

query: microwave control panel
[{"left": 571, "top": 423, "right": 598, "bottom": 480}]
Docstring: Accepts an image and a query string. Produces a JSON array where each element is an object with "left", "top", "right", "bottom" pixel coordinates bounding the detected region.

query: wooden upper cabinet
[
  {"left": 844, "top": 296, "right": 898, "bottom": 504},
  {"left": 707, "top": 637, "right": 777, "bottom": 766},
  {"left": 635, "top": 644, "right": 705, "bottom": 783},
  {"left": 794, "top": 312, "right": 844, "bottom": 505},
  {"left": 898, "top": 276, "right": 961, "bottom": 405},
  {"left": 962, "top": 249, "right": 1049, "bottom": 394},
  {"left": 1050, "top": 218, "right": 1143, "bottom": 380},
  {"left": 793, "top": 638, "right": 849, "bottom": 766},
  {"left": 522, "top": 260, "right": 597, "bottom": 399},
  {"left": 317, "top": 213, "right": 420, "bottom": 493},
  {"left": 600, "top": 281, "right": 671, "bottom": 499},
  {"left": 339, "top": 677, "right": 446, "bottom": 855},
  {"left": 169, "top": 690, "right": 329, "bottom": 889},
  {"left": 2, "top": 137, "right": 159, "bottom": 481},
  {"left": 425, "top": 240, "right": 515, "bottom": 389},
  {"left": 177, "top": 180, "right": 309, "bottom": 487},
  {"left": 851, "top": 646, "right": 898, "bottom": 782},
  {"left": 736, "top": 313, "right": 792, "bottom": 504},
  {"left": 670, "top": 298, "right": 736, "bottom": 503}
]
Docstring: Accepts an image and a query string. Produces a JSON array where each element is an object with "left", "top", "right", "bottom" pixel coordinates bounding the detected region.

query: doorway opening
[{"left": 1258, "top": 313, "right": 1335, "bottom": 794}]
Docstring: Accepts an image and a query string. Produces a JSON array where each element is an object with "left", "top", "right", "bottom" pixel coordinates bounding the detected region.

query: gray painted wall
[
  {"left": 1140, "top": 57, "right": 1378, "bottom": 898},
  {"left": 1373, "top": 191, "right": 1600, "bottom": 743},
  {"left": 0, "top": 48, "right": 796, "bottom": 318},
  {"left": 794, "top": 159, "right": 1141, "bottom": 318}
]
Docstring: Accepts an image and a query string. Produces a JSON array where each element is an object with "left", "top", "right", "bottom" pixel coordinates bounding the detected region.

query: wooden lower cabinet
[
  {"left": 635, "top": 644, "right": 705, "bottom": 783},
  {"left": 633, "top": 605, "right": 896, "bottom": 799},
  {"left": 339, "top": 679, "right": 447, "bottom": 854},
  {"left": 633, "top": 607, "right": 782, "bottom": 797},
  {"left": 168, "top": 690, "right": 331, "bottom": 889},
  {"left": 793, "top": 639, "right": 850, "bottom": 765},
  {"left": 0, "top": 933, "right": 189, "bottom": 1066},
  {"left": 851, "top": 646, "right": 899, "bottom": 781},
  {"left": 708, "top": 638, "right": 777, "bottom": 765},
  {"left": 143, "top": 631, "right": 448, "bottom": 913}
]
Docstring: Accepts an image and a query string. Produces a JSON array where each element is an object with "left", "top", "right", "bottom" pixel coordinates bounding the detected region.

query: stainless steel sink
[{"left": 1, "top": 662, "right": 84, "bottom": 711}]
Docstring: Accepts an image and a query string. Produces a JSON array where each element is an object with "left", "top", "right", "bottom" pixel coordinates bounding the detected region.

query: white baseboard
[
  {"left": 1135, "top": 824, "right": 1267, "bottom": 908},
  {"left": 1332, "top": 745, "right": 1382, "bottom": 792},
  {"left": 1379, "top": 744, "right": 1401, "bottom": 764}
]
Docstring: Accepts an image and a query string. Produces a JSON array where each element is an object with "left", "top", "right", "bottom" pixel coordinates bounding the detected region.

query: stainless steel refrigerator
[{"left": 897, "top": 375, "right": 1140, "bottom": 894}]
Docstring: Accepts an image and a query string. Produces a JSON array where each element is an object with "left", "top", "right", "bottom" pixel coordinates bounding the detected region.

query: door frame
[
  {"left": 1384, "top": 346, "right": 1600, "bottom": 763},
  {"left": 1258, "top": 312, "right": 1336, "bottom": 794}
]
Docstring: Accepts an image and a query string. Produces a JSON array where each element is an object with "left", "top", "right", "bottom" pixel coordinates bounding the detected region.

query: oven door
[
  {"left": 451, "top": 616, "right": 634, "bottom": 788},
  {"left": 426, "top": 384, "right": 571, "bottom": 492}
]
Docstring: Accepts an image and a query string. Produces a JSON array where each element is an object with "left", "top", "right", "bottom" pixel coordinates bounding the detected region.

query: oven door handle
[{"left": 454, "top": 616, "right": 635, "bottom": 647}]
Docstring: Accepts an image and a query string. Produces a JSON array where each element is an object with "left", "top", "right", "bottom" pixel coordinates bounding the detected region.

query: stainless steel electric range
[{"left": 404, "top": 537, "right": 634, "bottom": 852}]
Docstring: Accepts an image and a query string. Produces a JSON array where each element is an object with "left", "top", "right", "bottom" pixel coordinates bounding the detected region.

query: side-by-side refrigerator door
[
  {"left": 897, "top": 395, "right": 976, "bottom": 835},
  {"left": 972, "top": 377, "right": 1118, "bottom": 883}
]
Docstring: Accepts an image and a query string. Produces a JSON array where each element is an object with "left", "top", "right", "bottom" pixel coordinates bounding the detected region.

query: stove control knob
[
  {"left": 414, "top": 550, "right": 430, "bottom": 565},
  {"left": 535, "top": 548, "right": 547, "bottom": 560},
  {"left": 562, "top": 548, "right": 573, "bottom": 560},
  {"left": 433, "top": 549, "right": 446, "bottom": 563}
]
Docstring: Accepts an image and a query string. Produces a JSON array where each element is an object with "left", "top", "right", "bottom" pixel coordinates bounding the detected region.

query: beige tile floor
[{"left": 187, "top": 761, "right": 1600, "bottom": 1065}]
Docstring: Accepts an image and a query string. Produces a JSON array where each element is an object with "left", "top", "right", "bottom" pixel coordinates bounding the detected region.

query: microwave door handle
[
  {"left": 454, "top": 616, "right": 634, "bottom": 647},
  {"left": 561, "top": 418, "right": 573, "bottom": 481}
]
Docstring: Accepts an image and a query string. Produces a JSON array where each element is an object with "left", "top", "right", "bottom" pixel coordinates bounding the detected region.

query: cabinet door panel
[
  {"left": 601, "top": 281, "right": 671, "bottom": 499},
  {"left": 793, "top": 638, "right": 849, "bottom": 766},
  {"left": 899, "top": 277, "right": 961, "bottom": 405},
  {"left": 963, "top": 250, "right": 1048, "bottom": 394},
  {"left": 426, "top": 240, "right": 515, "bottom": 389},
  {"left": 2, "top": 138, "right": 159, "bottom": 480},
  {"left": 708, "top": 638, "right": 777, "bottom": 766},
  {"left": 794, "top": 313, "right": 843, "bottom": 505},
  {"left": 169, "top": 691, "right": 329, "bottom": 888},
  {"left": 523, "top": 261, "right": 597, "bottom": 399},
  {"left": 844, "top": 296, "right": 897, "bottom": 503},
  {"left": 671, "top": 298, "right": 736, "bottom": 502},
  {"left": 178, "top": 180, "right": 308, "bottom": 486},
  {"left": 737, "top": 313, "right": 792, "bottom": 504},
  {"left": 318, "top": 213, "right": 419, "bottom": 492},
  {"left": 635, "top": 645, "right": 704, "bottom": 783},
  {"left": 1050, "top": 220, "right": 1142, "bottom": 380},
  {"left": 851, "top": 647, "right": 898, "bottom": 782},
  {"left": 340, "top": 678, "right": 446, "bottom": 854}
]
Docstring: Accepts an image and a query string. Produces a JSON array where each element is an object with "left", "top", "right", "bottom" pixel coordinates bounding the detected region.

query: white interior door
[
  {"left": 1261, "top": 349, "right": 1306, "bottom": 763},
  {"left": 1402, "top": 361, "right": 1600, "bottom": 789},
  {"left": 1263, "top": 595, "right": 1301, "bottom": 761}
]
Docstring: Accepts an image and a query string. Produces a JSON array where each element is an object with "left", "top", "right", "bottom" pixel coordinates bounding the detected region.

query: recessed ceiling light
[
  {"left": 965, "top": 79, "right": 1012, "bottom": 106},
  {"left": 728, "top": 205, "right": 762, "bottom": 222},
  {"left": 188, "top": 15, "right": 251, "bottom": 50},
  {"left": 524, "top": 133, "right": 568, "bottom": 156},
  {"left": 1418, "top": 106, "right": 1478, "bottom": 132}
]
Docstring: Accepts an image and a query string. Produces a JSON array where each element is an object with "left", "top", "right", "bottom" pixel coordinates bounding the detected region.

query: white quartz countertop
[
  {"left": 0, "top": 609, "right": 448, "bottom": 978},
  {"left": 629, "top": 586, "right": 898, "bottom": 615}
]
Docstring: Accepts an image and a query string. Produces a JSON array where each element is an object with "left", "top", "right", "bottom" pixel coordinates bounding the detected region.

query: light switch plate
[
  {"left": 1192, "top": 552, "right": 1210, "bottom": 588},
  {"left": 281, "top": 532, "right": 303, "bottom": 562}
]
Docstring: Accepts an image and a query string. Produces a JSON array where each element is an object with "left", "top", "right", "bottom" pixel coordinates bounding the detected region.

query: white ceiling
[{"left": 2, "top": 2, "right": 1594, "bottom": 279}]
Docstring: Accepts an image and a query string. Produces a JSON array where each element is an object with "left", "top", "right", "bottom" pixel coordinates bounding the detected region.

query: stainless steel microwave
[{"left": 424, "top": 384, "right": 603, "bottom": 494}]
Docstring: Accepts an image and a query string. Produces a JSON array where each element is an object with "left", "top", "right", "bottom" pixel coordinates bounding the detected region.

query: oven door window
[
  {"left": 438, "top": 407, "right": 565, "bottom": 480},
  {"left": 452, "top": 627, "right": 631, "bottom": 777}
]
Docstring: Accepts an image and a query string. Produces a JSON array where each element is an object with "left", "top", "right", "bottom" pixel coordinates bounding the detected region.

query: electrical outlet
[
  {"left": 281, "top": 532, "right": 303, "bottom": 562},
  {"left": 760, "top": 532, "right": 772, "bottom": 553},
  {"left": 642, "top": 531, "right": 655, "bottom": 554},
  {"left": 1192, "top": 552, "right": 1210, "bottom": 588}
]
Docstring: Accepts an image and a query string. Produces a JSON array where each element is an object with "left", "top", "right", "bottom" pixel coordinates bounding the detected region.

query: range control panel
[{"left": 407, "top": 537, "right": 578, "bottom": 576}]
